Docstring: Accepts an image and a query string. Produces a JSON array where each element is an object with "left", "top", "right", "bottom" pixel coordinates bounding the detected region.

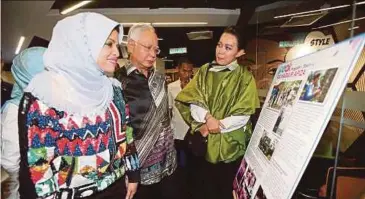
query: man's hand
[
  {"left": 233, "top": 190, "right": 238, "bottom": 199},
  {"left": 125, "top": 181, "right": 138, "bottom": 199}
]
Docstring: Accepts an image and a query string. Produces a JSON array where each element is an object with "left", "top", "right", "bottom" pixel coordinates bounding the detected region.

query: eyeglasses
[{"left": 134, "top": 40, "right": 161, "bottom": 55}]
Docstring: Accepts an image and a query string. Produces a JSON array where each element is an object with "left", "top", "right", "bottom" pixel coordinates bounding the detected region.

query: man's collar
[
  {"left": 125, "top": 61, "right": 155, "bottom": 76},
  {"left": 126, "top": 64, "right": 137, "bottom": 75}
]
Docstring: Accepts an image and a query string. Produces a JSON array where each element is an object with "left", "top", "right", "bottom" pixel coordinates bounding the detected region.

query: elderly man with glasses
[{"left": 115, "top": 24, "right": 184, "bottom": 199}]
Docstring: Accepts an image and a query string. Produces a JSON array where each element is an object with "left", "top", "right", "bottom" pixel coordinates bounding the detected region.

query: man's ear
[
  {"left": 236, "top": 49, "right": 245, "bottom": 58},
  {"left": 127, "top": 40, "right": 135, "bottom": 54}
]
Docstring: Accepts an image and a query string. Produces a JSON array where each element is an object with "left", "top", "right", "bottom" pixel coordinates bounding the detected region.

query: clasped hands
[{"left": 199, "top": 113, "right": 225, "bottom": 137}]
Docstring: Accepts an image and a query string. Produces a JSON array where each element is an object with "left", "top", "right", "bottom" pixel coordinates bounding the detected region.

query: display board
[{"left": 233, "top": 34, "right": 365, "bottom": 199}]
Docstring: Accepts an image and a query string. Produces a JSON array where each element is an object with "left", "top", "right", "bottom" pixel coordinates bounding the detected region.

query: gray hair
[{"left": 128, "top": 23, "right": 155, "bottom": 41}]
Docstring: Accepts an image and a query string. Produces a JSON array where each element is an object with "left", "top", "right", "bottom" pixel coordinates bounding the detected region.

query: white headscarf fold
[{"left": 25, "top": 12, "right": 123, "bottom": 116}]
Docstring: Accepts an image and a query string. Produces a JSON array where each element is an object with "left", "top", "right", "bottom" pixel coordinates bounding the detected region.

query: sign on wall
[
  {"left": 169, "top": 47, "right": 187, "bottom": 55},
  {"left": 286, "top": 31, "right": 335, "bottom": 61}
]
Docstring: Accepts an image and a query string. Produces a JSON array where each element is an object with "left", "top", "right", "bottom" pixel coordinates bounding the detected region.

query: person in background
[
  {"left": 1, "top": 57, "right": 15, "bottom": 107},
  {"left": 0, "top": 57, "right": 15, "bottom": 85},
  {"left": 1, "top": 47, "right": 46, "bottom": 199},
  {"left": 16, "top": 13, "right": 139, "bottom": 199},
  {"left": 168, "top": 57, "right": 194, "bottom": 168},
  {"left": 175, "top": 26, "right": 260, "bottom": 199},
  {"left": 115, "top": 23, "right": 184, "bottom": 199}
]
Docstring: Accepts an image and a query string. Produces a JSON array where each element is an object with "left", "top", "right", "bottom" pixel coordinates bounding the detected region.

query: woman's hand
[
  {"left": 205, "top": 113, "right": 225, "bottom": 134},
  {"left": 199, "top": 124, "right": 209, "bottom": 137}
]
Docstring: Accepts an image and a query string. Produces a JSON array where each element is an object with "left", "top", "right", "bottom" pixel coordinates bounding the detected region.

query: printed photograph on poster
[
  {"left": 299, "top": 68, "right": 338, "bottom": 103},
  {"left": 268, "top": 80, "right": 302, "bottom": 110},
  {"left": 234, "top": 158, "right": 248, "bottom": 189},
  {"left": 233, "top": 159, "right": 252, "bottom": 199},
  {"left": 258, "top": 130, "right": 278, "bottom": 160},
  {"left": 272, "top": 103, "right": 294, "bottom": 136},
  {"left": 254, "top": 186, "right": 267, "bottom": 199},
  {"left": 235, "top": 186, "right": 250, "bottom": 199},
  {"left": 244, "top": 166, "right": 257, "bottom": 195}
]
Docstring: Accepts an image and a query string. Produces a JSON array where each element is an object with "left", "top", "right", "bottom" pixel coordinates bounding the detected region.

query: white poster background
[{"left": 233, "top": 34, "right": 365, "bottom": 199}]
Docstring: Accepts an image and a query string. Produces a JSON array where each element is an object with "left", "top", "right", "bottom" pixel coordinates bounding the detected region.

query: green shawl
[{"left": 175, "top": 62, "right": 259, "bottom": 163}]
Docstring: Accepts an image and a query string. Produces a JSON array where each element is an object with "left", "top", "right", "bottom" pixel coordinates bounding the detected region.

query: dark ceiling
[
  {"left": 48, "top": 0, "right": 364, "bottom": 67},
  {"left": 50, "top": 0, "right": 281, "bottom": 67},
  {"left": 151, "top": 27, "right": 225, "bottom": 68}
]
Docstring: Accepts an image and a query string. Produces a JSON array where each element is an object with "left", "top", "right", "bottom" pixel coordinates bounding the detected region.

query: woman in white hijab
[{"left": 17, "top": 12, "right": 139, "bottom": 199}]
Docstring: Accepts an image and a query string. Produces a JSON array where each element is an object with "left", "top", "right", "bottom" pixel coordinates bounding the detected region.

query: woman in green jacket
[{"left": 176, "top": 26, "right": 259, "bottom": 199}]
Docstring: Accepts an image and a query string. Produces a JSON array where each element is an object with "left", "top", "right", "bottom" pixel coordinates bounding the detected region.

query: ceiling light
[
  {"left": 15, "top": 36, "right": 25, "bottom": 55},
  {"left": 313, "top": 16, "right": 365, "bottom": 29},
  {"left": 61, "top": 1, "right": 92, "bottom": 15},
  {"left": 274, "top": 1, "right": 365, "bottom": 19},
  {"left": 152, "top": 22, "right": 208, "bottom": 26},
  {"left": 290, "top": 12, "right": 327, "bottom": 18},
  {"left": 158, "top": 38, "right": 163, "bottom": 40},
  {"left": 187, "top": 31, "right": 213, "bottom": 40},
  {"left": 122, "top": 23, "right": 151, "bottom": 26},
  {"left": 348, "top": 26, "right": 360, "bottom": 30},
  {"left": 274, "top": 4, "right": 350, "bottom": 19},
  {"left": 280, "top": 12, "right": 327, "bottom": 28},
  {"left": 121, "top": 22, "right": 208, "bottom": 27}
]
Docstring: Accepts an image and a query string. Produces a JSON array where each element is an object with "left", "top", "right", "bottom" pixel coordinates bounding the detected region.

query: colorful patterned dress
[{"left": 18, "top": 86, "right": 139, "bottom": 199}]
